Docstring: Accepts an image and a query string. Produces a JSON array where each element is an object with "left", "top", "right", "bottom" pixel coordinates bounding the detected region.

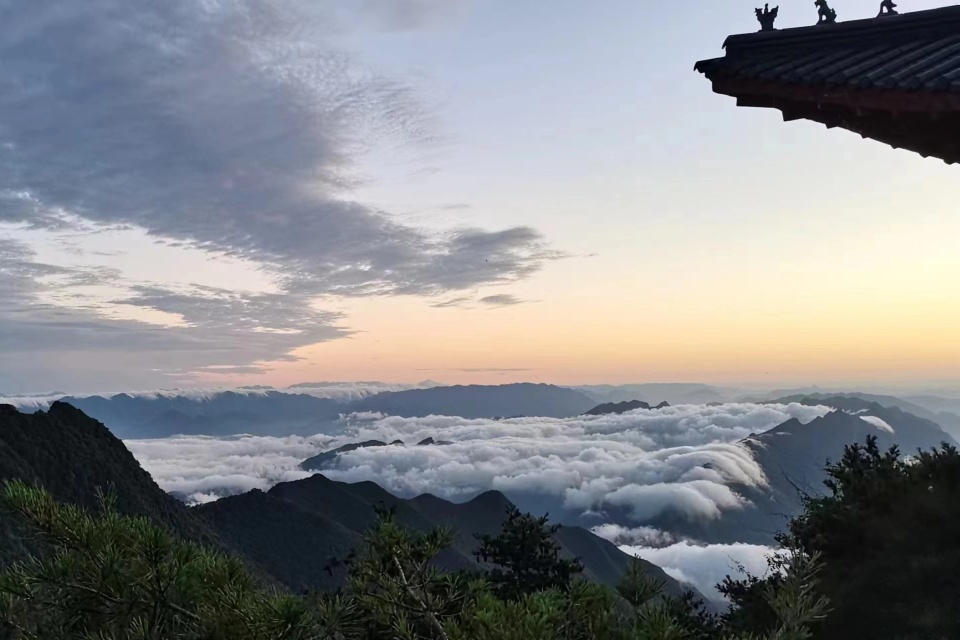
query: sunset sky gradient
[{"left": 1, "top": 0, "right": 958, "bottom": 393}]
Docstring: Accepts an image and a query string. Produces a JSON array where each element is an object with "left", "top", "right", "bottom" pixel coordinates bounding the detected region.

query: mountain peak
[
  {"left": 467, "top": 489, "right": 513, "bottom": 511},
  {"left": 584, "top": 400, "right": 670, "bottom": 416}
]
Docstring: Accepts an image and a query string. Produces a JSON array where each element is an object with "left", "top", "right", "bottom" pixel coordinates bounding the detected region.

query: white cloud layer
[
  {"left": 621, "top": 541, "right": 780, "bottom": 602},
  {"left": 317, "top": 403, "right": 828, "bottom": 521},
  {"left": 860, "top": 415, "right": 895, "bottom": 433},
  {"left": 589, "top": 524, "right": 678, "bottom": 548},
  {"left": 125, "top": 433, "right": 336, "bottom": 503},
  {"left": 126, "top": 403, "right": 829, "bottom": 522}
]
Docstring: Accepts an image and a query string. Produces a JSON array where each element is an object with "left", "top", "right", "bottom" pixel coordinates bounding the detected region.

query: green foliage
[
  {"left": 346, "top": 506, "right": 485, "bottom": 639},
  {"left": 785, "top": 436, "right": 960, "bottom": 639},
  {"left": 0, "top": 480, "right": 326, "bottom": 639},
  {"left": 725, "top": 435, "right": 960, "bottom": 640},
  {"left": 448, "top": 580, "right": 625, "bottom": 640},
  {"left": 0, "top": 482, "right": 829, "bottom": 640},
  {"left": 473, "top": 506, "right": 583, "bottom": 600}
]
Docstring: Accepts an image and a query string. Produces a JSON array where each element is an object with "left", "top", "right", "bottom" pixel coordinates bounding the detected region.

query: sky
[{"left": 2, "top": 0, "right": 959, "bottom": 393}]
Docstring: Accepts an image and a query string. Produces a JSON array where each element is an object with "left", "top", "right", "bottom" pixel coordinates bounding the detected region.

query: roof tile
[{"left": 695, "top": 6, "right": 960, "bottom": 94}]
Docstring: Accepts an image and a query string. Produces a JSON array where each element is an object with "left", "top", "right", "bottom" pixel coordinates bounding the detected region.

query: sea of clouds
[{"left": 125, "top": 402, "right": 828, "bottom": 598}]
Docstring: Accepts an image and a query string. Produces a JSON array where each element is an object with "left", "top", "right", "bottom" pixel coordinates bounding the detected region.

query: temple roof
[{"left": 695, "top": 5, "right": 960, "bottom": 163}]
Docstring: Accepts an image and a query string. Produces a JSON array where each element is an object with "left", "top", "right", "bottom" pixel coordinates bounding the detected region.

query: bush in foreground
[{"left": 0, "top": 480, "right": 828, "bottom": 640}]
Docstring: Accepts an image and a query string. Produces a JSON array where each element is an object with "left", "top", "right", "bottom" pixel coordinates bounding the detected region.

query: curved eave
[{"left": 694, "top": 5, "right": 960, "bottom": 164}]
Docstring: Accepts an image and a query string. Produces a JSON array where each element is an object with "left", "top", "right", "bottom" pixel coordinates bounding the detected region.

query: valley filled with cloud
[{"left": 127, "top": 401, "right": 829, "bottom": 597}]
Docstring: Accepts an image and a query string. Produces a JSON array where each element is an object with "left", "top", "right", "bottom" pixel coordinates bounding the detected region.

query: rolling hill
[{"left": 198, "top": 471, "right": 698, "bottom": 598}]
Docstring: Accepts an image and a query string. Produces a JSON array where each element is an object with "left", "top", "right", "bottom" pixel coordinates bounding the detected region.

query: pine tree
[
  {"left": 345, "top": 506, "right": 484, "bottom": 640},
  {"left": 0, "top": 480, "right": 327, "bottom": 640},
  {"left": 1, "top": 481, "right": 831, "bottom": 640},
  {"left": 473, "top": 506, "right": 583, "bottom": 601}
]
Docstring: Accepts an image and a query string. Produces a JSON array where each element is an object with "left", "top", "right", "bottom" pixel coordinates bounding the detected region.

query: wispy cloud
[
  {"left": 0, "top": 0, "right": 558, "bottom": 390},
  {"left": 414, "top": 368, "right": 533, "bottom": 373},
  {"left": 430, "top": 296, "right": 474, "bottom": 309},
  {"left": 478, "top": 294, "right": 527, "bottom": 307}
]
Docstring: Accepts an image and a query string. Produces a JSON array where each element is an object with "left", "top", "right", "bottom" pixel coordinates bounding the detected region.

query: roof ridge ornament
[
  {"left": 878, "top": 0, "right": 898, "bottom": 16},
  {"left": 815, "top": 0, "right": 838, "bottom": 25},
  {"left": 755, "top": 3, "right": 779, "bottom": 31}
]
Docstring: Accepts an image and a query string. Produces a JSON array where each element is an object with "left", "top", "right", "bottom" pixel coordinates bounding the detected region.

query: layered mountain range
[
  {"left": 7, "top": 383, "right": 960, "bottom": 442},
  {"left": 299, "top": 395, "right": 958, "bottom": 549},
  {"left": 650, "top": 397, "right": 958, "bottom": 546},
  {"left": 8, "top": 384, "right": 599, "bottom": 438},
  {"left": 0, "top": 403, "right": 696, "bottom": 601}
]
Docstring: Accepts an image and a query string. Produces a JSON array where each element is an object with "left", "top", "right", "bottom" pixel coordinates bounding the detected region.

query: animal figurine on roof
[
  {"left": 815, "top": 0, "right": 838, "bottom": 24},
  {"left": 755, "top": 3, "right": 779, "bottom": 31},
  {"left": 878, "top": 0, "right": 899, "bottom": 16}
]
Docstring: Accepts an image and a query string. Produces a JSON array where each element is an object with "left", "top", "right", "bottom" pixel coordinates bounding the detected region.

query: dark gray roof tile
[{"left": 695, "top": 6, "right": 960, "bottom": 94}]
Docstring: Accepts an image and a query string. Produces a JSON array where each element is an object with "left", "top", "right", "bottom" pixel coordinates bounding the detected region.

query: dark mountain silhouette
[
  {"left": 771, "top": 391, "right": 960, "bottom": 440},
  {"left": 0, "top": 403, "right": 217, "bottom": 564},
  {"left": 555, "top": 402, "right": 959, "bottom": 548},
  {"left": 760, "top": 397, "right": 956, "bottom": 455},
  {"left": 199, "top": 473, "right": 699, "bottom": 599},
  {"left": 300, "top": 440, "right": 394, "bottom": 471},
  {"left": 300, "top": 438, "right": 454, "bottom": 472},
  {"left": 0, "top": 404, "right": 697, "bottom": 601},
  {"left": 708, "top": 404, "right": 958, "bottom": 545},
  {"left": 584, "top": 400, "right": 670, "bottom": 415},
  {"left": 348, "top": 383, "right": 596, "bottom": 419}
]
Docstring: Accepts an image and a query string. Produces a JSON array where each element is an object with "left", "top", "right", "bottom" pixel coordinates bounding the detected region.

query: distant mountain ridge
[
  {"left": 769, "top": 392, "right": 960, "bottom": 440},
  {"left": 574, "top": 384, "right": 744, "bottom": 406},
  {"left": 486, "top": 399, "right": 960, "bottom": 547},
  {"left": 348, "top": 383, "right": 597, "bottom": 420},
  {"left": 301, "top": 437, "right": 451, "bottom": 472},
  {"left": 584, "top": 400, "right": 670, "bottom": 416},
  {"left": 11, "top": 384, "right": 600, "bottom": 438},
  {"left": 50, "top": 391, "right": 344, "bottom": 438},
  {"left": 702, "top": 401, "right": 959, "bottom": 546}
]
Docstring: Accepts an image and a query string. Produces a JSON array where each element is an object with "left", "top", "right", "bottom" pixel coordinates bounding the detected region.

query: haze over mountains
[
  {"left": 2, "top": 383, "right": 595, "bottom": 438},
  {"left": 4, "top": 380, "right": 960, "bottom": 600},
  {"left": 0, "top": 402, "right": 699, "bottom": 601},
  {"left": 8, "top": 381, "right": 959, "bottom": 440}
]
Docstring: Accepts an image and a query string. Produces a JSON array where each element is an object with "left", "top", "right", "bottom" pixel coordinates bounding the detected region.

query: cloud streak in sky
[{"left": 0, "top": 0, "right": 557, "bottom": 389}]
